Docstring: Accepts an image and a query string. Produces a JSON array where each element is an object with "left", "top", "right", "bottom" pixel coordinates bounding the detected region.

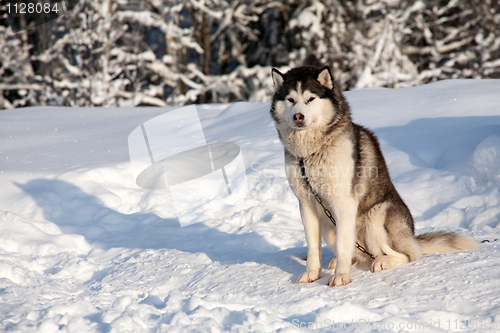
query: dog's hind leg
[
  {"left": 327, "top": 256, "right": 358, "bottom": 270},
  {"left": 370, "top": 241, "right": 412, "bottom": 273},
  {"left": 365, "top": 202, "right": 422, "bottom": 273},
  {"left": 371, "top": 254, "right": 407, "bottom": 273}
]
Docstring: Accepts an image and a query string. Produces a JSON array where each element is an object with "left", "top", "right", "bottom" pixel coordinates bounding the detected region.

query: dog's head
[{"left": 270, "top": 66, "right": 340, "bottom": 131}]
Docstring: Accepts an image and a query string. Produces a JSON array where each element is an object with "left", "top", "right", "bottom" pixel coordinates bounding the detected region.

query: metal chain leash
[
  {"left": 299, "top": 159, "right": 376, "bottom": 260},
  {"left": 481, "top": 239, "right": 499, "bottom": 243}
]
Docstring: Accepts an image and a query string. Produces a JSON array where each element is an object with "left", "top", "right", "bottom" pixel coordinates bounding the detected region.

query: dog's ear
[
  {"left": 317, "top": 66, "right": 333, "bottom": 90},
  {"left": 271, "top": 68, "right": 285, "bottom": 88}
]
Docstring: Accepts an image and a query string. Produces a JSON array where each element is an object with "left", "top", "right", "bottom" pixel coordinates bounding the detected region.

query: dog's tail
[{"left": 416, "top": 231, "right": 479, "bottom": 255}]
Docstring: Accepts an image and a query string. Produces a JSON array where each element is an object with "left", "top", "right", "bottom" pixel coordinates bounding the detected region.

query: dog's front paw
[
  {"left": 328, "top": 273, "right": 351, "bottom": 287},
  {"left": 295, "top": 270, "right": 321, "bottom": 284}
]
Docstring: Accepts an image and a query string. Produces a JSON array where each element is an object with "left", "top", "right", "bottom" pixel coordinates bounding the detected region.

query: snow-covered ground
[{"left": 1, "top": 80, "right": 500, "bottom": 332}]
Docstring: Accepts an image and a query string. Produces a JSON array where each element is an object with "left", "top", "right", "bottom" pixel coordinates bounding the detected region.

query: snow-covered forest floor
[{"left": 1, "top": 80, "right": 500, "bottom": 332}]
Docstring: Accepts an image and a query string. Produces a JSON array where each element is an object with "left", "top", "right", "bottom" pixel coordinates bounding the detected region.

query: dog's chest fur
[{"left": 285, "top": 132, "right": 356, "bottom": 201}]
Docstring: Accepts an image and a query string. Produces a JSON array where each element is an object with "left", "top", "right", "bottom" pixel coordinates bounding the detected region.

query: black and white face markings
[{"left": 271, "top": 66, "right": 338, "bottom": 130}]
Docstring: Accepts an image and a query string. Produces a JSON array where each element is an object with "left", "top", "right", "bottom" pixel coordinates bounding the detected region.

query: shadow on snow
[{"left": 16, "top": 178, "right": 310, "bottom": 279}]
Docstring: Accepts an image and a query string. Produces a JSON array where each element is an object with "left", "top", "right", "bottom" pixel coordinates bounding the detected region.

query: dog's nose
[{"left": 293, "top": 113, "right": 305, "bottom": 123}]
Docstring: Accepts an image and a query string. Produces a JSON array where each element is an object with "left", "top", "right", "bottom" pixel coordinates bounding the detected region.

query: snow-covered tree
[
  {"left": 34, "top": 0, "right": 172, "bottom": 107},
  {"left": 1, "top": 0, "right": 499, "bottom": 108},
  {"left": 0, "top": 25, "right": 41, "bottom": 108},
  {"left": 145, "top": 0, "right": 282, "bottom": 104},
  {"left": 402, "top": 0, "right": 500, "bottom": 84}
]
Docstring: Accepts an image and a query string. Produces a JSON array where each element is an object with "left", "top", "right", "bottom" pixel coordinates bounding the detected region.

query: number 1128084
[{"left": 6, "top": 2, "right": 59, "bottom": 14}]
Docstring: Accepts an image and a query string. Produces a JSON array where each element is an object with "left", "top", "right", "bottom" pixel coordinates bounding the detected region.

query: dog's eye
[
  {"left": 308, "top": 97, "right": 315, "bottom": 103},
  {"left": 287, "top": 98, "right": 295, "bottom": 104}
]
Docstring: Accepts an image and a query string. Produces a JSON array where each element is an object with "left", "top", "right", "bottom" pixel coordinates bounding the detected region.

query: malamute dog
[{"left": 270, "top": 66, "right": 478, "bottom": 287}]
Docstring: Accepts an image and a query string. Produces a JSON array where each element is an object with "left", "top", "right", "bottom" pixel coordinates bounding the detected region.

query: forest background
[{"left": 1, "top": 0, "right": 499, "bottom": 109}]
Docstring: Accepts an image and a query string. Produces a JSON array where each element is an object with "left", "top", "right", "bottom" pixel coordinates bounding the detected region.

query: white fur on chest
[{"left": 286, "top": 134, "right": 356, "bottom": 203}]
